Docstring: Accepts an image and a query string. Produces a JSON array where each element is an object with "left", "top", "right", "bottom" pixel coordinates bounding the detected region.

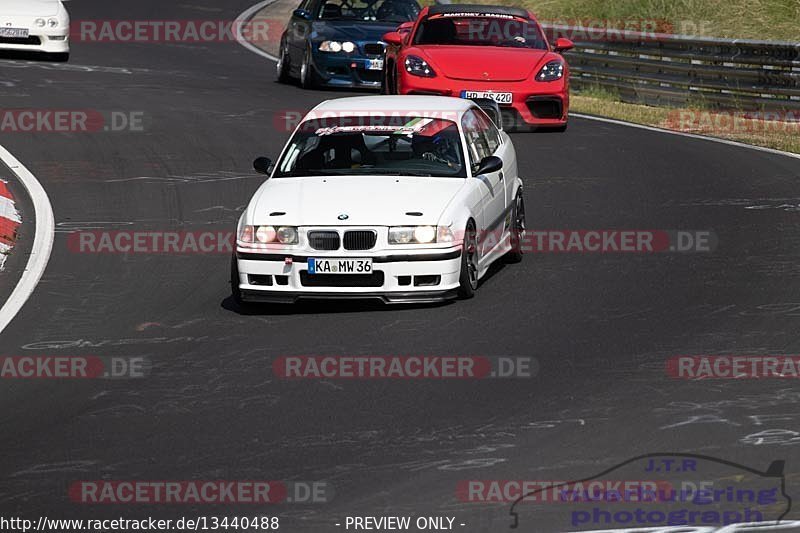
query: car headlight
[
  {"left": 389, "top": 226, "right": 439, "bottom": 244},
  {"left": 319, "top": 40, "right": 354, "bottom": 53},
  {"left": 239, "top": 225, "right": 254, "bottom": 243},
  {"left": 276, "top": 226, "right": 298, "bottom": 244},
  {"left": 239, "top": 225, "right": 299, "bottom": 245},
  {"left": 48, "top": 18, "right": 59, "bottom": 28},
  {"left": 255, "top": 226, "right": 277, "bottom": 244},
  {"left": 404, "top": 55, "right": 436, "bottom": 77},
  {"left": 437, "top": 226, "right": 455, "bottom": 244},
  {"left": 536, "top": 60, "right": 564, "bottom": 81},
  {"left": 35, "top": 18, "right": 46, "bottom": 27}
]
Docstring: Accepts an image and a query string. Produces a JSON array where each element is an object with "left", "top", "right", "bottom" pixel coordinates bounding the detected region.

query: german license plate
[
  {"left": 0, "top": 28, "right": 29, "bottom": 38},
  {"left": 308, "top": 258, "right": 373, "bottom": 274},
  {"left": 461, "top": 90, "right": 513, "bottom": 104},
  {"left": 366, "top": 58, "right": 384, "bottom": 71}
]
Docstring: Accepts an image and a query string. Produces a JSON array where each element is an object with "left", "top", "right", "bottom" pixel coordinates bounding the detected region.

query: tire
[
  {"left": 276, "top": 41, "right": 291, "bottom": 83},
  {"left": 230, "top": 253, "right": 247, "bottom": 307},
  {"left": 299, "top": 46, "right": 318, "bottom": 89},
  {"left": 457, "top": 222, "right": 479, "bottom": 299},
  {"left": 380, "top": 62, "right": 391, "bottom": 95},
  {"left": 506, "top": 192, "right": 526, "bottom": 264},
  {"left": 552, "top": 122, "right": 568, "bottom": 133}
]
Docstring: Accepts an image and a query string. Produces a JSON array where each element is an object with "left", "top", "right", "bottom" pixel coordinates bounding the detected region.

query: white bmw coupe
[
  {"left": 232, "top": 95, "right": 526, "bottom": 305},
  {"left": 0, "top": 0, "right": 70, "bottom": 61}
]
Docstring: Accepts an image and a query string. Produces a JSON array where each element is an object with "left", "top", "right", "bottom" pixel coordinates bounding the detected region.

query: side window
[
  {"left": 476, "top": 111, "right": 502, "bottom": 153},
  {"left": 461, "top": 110, "right": 491, "bottom": 171}
]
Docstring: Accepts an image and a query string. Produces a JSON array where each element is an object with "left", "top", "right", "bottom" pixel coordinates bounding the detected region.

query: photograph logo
[{"left": 508, "top": 453, "right": 791, "bottom": 530}]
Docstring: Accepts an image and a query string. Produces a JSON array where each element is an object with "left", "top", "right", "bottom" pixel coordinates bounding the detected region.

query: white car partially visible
[
  {"left": 0, "top": 0, "right": 69, "bottom": 61},
  {"left": 232, "top": 95, "right": 527, "bottom": 306}
]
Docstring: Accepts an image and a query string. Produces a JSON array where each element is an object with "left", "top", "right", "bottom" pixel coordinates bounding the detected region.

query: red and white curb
[
  {"left": 0, "top": 143, "right": 54, "bottom": 335},
  {"left": 0, "top": 179, "right": 21, "bottom": 271}
]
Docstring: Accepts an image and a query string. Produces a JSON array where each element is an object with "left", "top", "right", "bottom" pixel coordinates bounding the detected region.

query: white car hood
[
  {"left": 250, "top": 175, "right": 466, "bottom": 226},
  {"left": 0, "top": 0, "right": 61, "bottom": 17}
]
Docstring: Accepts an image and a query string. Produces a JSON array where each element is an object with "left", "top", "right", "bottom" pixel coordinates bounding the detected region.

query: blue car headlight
[{"left": 320, "top": 41, "right": 356, "bottom": 53}]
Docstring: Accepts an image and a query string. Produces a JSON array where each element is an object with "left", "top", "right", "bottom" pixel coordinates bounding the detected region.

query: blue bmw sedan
[{"left": 276, "top": 0, "right": 420, "bottom": 89}]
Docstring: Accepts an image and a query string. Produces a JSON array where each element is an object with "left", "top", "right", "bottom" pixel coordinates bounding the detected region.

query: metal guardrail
[{"left": 540, "top": 24, "right": 800, "bottom": 111}]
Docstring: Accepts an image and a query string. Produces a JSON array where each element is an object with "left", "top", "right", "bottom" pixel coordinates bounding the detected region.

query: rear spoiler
[{"left": 470, "top": 98, "right": 504, "bottom": 131}]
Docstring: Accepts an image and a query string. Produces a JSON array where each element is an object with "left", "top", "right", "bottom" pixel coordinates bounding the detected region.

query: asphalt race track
[{"left": 1, "top": 1, "right": 800, "bottom": 532}]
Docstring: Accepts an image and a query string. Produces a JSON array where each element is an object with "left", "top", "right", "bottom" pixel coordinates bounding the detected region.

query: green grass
[
  {"left": 570, "top": 95, "right": 800, "bottom": 154},
  {"left": 516, "top": 0, "right": 800, "bottom": 41}
]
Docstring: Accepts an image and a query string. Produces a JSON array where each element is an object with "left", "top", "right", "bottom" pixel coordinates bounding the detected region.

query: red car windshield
[{"left": 413, "top": 14, "right": 548, "bottom": 49}]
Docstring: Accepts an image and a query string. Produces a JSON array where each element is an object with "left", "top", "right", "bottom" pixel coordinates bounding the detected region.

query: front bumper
[
  {"left": 235, "top": 248, "right": 462, "bottom": 304},
  {"left": 399, "top": 76, "right": 568, "bottom": 126},
  {"left": 0, "top": 27, "right": 69, "bottom": 54},
  {"left": 313, "top": 53, "right": 384, "bottom": 89}
]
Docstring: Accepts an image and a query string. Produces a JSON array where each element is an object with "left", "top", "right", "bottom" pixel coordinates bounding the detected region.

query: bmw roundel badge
[{"left": 338, "top": 214, "right": 349, "bottom": 220}]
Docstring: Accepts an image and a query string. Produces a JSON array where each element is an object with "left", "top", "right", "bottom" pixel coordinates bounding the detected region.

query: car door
[
  {"left": 480, "top": 112, "right": 517, "bottom": 233},
  {"left": 462, "top": 109, "right": 507, "bottom": 257},
  {"left": 288, "top": 0, "right": 315, "bottom": 64}
]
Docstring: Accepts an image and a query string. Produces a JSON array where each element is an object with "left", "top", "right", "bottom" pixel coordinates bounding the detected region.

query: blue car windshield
[
  {"left": 316, "top": 0, "right": 420, "bottom": 23},
  {"left": 274, "top": 116, "right": 467, "bottom": 178}
]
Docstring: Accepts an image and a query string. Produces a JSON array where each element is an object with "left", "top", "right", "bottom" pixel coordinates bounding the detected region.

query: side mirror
[
  {"left": 253, "top": 157, "right": 272, "bottom": 175},
  {"left": 475, "top": 155, "right": 503, "bottom": 176},
  {"left": 554, "top": 37, "right": 574, "bottom": 52},
  {"left": 397, "top": 21, "right": 414, "bottom": 35},
  {"left": 383, "top": 31, "right": 403, "bottom": 46},
  {"left": 292, "top": 8, "right": 312, "bottom": 20}
]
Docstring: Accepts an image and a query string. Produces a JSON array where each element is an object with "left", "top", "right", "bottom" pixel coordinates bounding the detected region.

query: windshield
[
  {"left": 414, "top": 14, "right": 548, "bottom": 49},
  {"left": 275, "top": 115, "right": 466, "bottom": 178},
  {"left": 316, "top": 0, "right": 420, "bottom": 23}
]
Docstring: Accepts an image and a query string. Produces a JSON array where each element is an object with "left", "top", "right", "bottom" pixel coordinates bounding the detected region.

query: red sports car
[{"left": 382, "top": 4, "right": 573, "bottom": 131}]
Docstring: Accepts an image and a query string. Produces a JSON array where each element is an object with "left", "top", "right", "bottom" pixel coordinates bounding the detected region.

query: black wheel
[
  {"left": 230, "top": 253, "right": 247, "bottom": 307},
  {"left": 552, "top": 122, "right": 568, "bottom": 133},
  {"left": 458, "top": 222, "right": 479, "bottom": 299},
  {"left": 299, "top": 46, "right": 318, "bottom": 89},
  {"left": 506, "top": 192, "right": 526, "bottom": 263},
  {"left": 276, "top": 41, "right": 291, "bottom": 83}
]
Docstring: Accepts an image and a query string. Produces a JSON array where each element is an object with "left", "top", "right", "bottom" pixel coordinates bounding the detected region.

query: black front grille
[
  {"left": 357, "top": 70, "right": 382, "bottom": 84},
  {"left": 363, "top": 43, "right": 385, "bottom": 56},
  {"left": 343, "top": 230, "right": 377, "bottom": 250},
  {"left": 301, "top": 271, "right": 385, "bottom": 287},
  {"left": 0, "top": 36, "right": 42, "bottom": 45},
  {"left": 308, "top": 231, "right": 340, "bottom": 250}
]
